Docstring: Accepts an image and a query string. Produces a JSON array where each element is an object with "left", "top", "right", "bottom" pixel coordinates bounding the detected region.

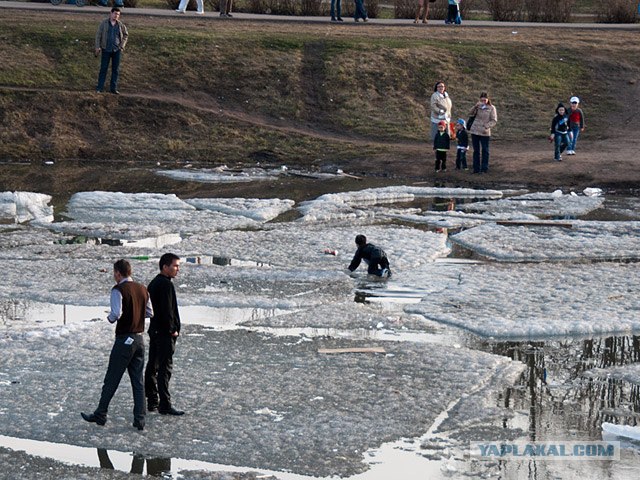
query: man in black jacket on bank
[{"left": 145, "top": 252, "right": 185, "bottom": 416}]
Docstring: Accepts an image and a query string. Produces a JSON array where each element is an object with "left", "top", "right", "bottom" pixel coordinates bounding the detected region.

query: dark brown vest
[{"left": 113, "top": 281, "right": 148, "bottom": 335}]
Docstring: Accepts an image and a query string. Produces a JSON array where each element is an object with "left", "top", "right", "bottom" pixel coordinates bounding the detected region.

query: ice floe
[
  {"left": 450, "top": 220, "right": 640, "bottom": 262},
  {"left": 405, "top": 262, "right": 640, "bottom": 339},
  {"left": 0, "top": 192, "right": 53, "bottom": 224},
  {"left": 298, "top": 186, "right": 502, "bottom": 222},
  {"left": 458, "top": 190, "right": 604, "bottom": 217}
]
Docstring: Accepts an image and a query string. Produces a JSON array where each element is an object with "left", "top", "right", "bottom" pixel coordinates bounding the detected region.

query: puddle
[
  {"left": 185, "top": 255, "right": 271, "bottom": 268},
  {"left": 473, "top": 334, "right": 640, "bottom": 438},
  {"left": 0, "top": 432, "right": 453, "bottom": 479}
]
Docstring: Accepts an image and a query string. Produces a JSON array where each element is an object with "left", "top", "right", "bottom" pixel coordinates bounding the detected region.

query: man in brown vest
[{"left": 82, "top": 259, "right": 153, "bottom": 431}]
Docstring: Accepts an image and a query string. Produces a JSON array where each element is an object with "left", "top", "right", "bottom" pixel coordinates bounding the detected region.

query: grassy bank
[{"left": 1, "top": 10, "right": 639, "bottom": 169}]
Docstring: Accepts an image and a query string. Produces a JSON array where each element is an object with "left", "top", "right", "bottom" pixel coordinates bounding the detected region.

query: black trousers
[
  {"left": 435, "top": 150, "right": 447, "bottom": 171},
  {"left": 95, "top": 333, "right": 145, "bottom": 424},
  {"left": 145, "top": 333, "right": 177, "bottom": 410},
  {"left": 367, "top": 255, "right": 390, "bottom": 276}
]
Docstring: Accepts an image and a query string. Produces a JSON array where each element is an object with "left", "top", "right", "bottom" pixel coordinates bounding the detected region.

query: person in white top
[{"left": 176, "top": 0, "right": 204, "bottom": 14}]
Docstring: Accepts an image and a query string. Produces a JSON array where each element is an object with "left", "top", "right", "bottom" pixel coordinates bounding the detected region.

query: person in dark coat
[
  {"left": 145, "top": 253, "right": 185, "bottom": 416},
  {"left": 433, "top": 120, "right": 451, "bottom": 172},
  {"left": 549, "top": 102, "right": 571, "bottom": 162},
  {"left": 348, "top": 234, "right": 391, "bottom": 277}
]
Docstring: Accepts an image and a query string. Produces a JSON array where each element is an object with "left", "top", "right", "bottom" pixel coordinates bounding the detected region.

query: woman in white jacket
[{"left": 430, "top": 81, "right": 452, "bottom": 141}]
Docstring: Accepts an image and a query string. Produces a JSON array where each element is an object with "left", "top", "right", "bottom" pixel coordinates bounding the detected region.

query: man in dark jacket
[
  {"left": 145, "top": 253, "right": 185, "bottom": 416},
  {"left": 95, "top": 7, "right": 128, "bottom": 94},
  {"left": 82, "top": 259, "right": 152, "bottom": 431},
  {"left": 348, "top": 234, "right": 391, "bottom": 277}
]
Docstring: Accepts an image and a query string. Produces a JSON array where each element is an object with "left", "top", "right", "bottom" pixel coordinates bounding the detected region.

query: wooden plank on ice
[
  {"left": 318, "top": 347, "right": 386, "bottom": 354},
  {"left": 496, "top": 221, "right": 573, "bottom": 228}
]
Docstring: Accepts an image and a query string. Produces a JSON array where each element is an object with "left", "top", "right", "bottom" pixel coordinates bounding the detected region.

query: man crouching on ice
[{"left": 347, "top": 234, "right": 392, "bottom": 278}]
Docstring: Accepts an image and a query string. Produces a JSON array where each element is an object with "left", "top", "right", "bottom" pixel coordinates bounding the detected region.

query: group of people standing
[
  {"left": 430, "top": 81, "right": 498, "bottom": 174},
  {"left": 549, "top": 97, "right": 586, "bottom": 161},
  {"left": 81, "top": 253, "right": 185, "bottom": 431}
]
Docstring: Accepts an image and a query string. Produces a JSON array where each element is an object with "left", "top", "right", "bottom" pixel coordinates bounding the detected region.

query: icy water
[{"left": 0, "top": 184, "right": 638, "bottom": 479}]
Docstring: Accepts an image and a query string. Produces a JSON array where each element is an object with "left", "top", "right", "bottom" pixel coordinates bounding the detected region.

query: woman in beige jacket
[{"left": 468, "top": 92, "right": 498, "bottom": 173}]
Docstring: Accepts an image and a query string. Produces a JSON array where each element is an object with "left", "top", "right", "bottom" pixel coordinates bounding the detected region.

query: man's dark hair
[
  {"left": 113, "top": 259, "right": 132, "bottom": 277},
  {"left": 111, "top": 6, "right": 121, "bottom": 13},
  {"left": 355, "top": 234, "right": 367, "bottom": 246},
  {"left": 159, "top": 252, "right": 180, "bottom": 271}
]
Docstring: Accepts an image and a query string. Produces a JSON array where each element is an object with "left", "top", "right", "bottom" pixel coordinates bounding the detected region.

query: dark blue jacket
[{"left": 348, "top": 243, "right": 387, "bottom": 272}]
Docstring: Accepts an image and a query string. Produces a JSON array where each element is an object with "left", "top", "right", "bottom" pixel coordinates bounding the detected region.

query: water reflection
[
  {"left": 97, "top": 448, "right": 171, "bottom": 476},
  {"left": 483, "top": 335, "right": 640, "bottom": 441}
]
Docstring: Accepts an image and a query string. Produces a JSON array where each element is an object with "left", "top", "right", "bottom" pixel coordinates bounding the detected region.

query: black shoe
[
  {"left": 81, "top": 412, "right": 106, "bottom": 426},
  {"left": 159, "top": 407, "right": 185, "bottom": 416},
  {"left": 331, "top": 17, "right": 337, "bottom": 21},
  {"left": 133, "top": 420, "right": 145, "bottom": 431},
  {"left": 110, "top": 90, "right": 120, "bottom": 95},
  {"left": 337, "top": 17, "right": 343, "bottom": 21},
  {"left": 147, "top": 405, "right": 158, "bottom": 412}
]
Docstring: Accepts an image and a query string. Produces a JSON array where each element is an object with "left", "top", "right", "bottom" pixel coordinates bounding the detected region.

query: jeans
[
  {"left": 471, "top": 134, "right": 490, "bottom": 173},
  {"left": 354, "top": 0, "right": 367, "bottom": 19},
  {"left": 554, "top": 133, "right": 569, "bottom": 160},
  {"left": 456, "top": 148, "right": 467, "bottom": 169},
  {"left": 569, "top": 126, "right": 580, "bottom": 151},
  {"left": 330, "top": 0, "right": 341, "bottom": 18},
  {"left": 95, "top": 334, "right": 145, "bottom": 424},
  {"left": 97, "top": 49, "right": 121, "bottom": 93}
]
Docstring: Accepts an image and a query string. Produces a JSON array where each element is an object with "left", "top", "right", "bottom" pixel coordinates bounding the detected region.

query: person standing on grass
[
  {"left": 81, "top": 259, "right": 152, "bottom": 431},
  {"left": 430, "top": 81, "right": 452, "bottom": 141},
  {"left": 145, "top": 253, "right": 185, "bottom": 416},
  {"left": 567, "top": 96, "right": 585, "bottom": 155},
  {"left": 549, "top": 102, "right": 571, "bottom": 162},
  {"left": 455, "top": 118, "right": 469, "bottom": 170},
  {"left": 95, "top": 7, "right": 128, "bottom": 94},
  {"left": 434, "top": 120, "right": 451, "bottom": 172},
  {"left": 469, "top": 92, "right": 498, "bottom": 173}
]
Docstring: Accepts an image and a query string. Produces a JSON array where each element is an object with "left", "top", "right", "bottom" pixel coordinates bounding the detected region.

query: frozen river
[{"left": 0, "top": 179, "right": 639, "bottom": 479}]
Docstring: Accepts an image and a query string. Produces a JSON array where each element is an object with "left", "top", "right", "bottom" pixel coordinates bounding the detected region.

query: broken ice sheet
[
  {"left": 0, "top": 191, "right": 53, "bottom": 224},
  {"left": 405, "top": 262, "right": 640, "bottom": 339},
  {"left": 180, "top": 223, "right": 450, "bottom": 270},
  {"left": 451, "top": 220, "right": 640, "bottom": 262},
  {"left": 457, "top": 191, "right": 604, "bottom": 217},
  {"left": 298, "top": 186, "right": 502, "bottom": 223},
  {"left": 0, "top": 322, "right": 518, "bottom": 478},
  {"left": 184, "top": 198, "right": 295, "bottom": 222}
]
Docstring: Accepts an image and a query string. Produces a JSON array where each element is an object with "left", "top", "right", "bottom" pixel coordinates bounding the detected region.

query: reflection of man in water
[
  {"left": 347, "top": 234, "right": 391, "bottom": 278},
  {"left": 97, "top": 448, "right": 171, "bottom": 475}
]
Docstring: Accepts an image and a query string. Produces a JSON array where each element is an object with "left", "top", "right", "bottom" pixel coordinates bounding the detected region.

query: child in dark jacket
[
  {"left": 454, "top": 118, "right": 469, "bottom": 170},
  {"left": 549, "top": 103, "right": 571, "bottom": 161},
  {"left": 433, "top": 120, "right": 450, "bottom": 172}
]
